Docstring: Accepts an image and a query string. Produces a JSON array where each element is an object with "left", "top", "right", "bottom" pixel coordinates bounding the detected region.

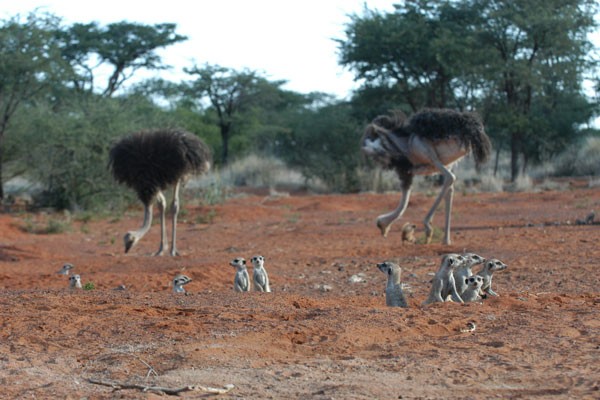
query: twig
[{"left": 87, "top": 378, "right": 234, "bottom": 396}]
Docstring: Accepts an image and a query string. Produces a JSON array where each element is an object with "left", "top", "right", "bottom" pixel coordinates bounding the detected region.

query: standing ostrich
[
  {"left": 109, "top": 129, "right": 212, "bottom": 255},
  {"left": 361, "top": 108, "right": 491, "bottom": 245}
]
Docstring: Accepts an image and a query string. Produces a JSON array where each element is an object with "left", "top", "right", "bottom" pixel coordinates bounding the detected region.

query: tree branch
[{"left": 87, "top": 378, "right": 235, "bottom": 396}]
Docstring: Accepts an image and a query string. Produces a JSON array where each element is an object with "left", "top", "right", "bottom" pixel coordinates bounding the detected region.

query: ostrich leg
[
  {"left": 376, "top": 187, "right": 412, "bottom": 237},
  {"left": 422, "top": 160, "right": 456, "bottom": 245},
  {"left": 443, "top": 181, "right": 455, "bottom": 245},
  {"left": 154, "top": 191, "right": 168, "bottom": 256},
  {"left": 169, "top": 179, "right": 182, "bottom": 256}
]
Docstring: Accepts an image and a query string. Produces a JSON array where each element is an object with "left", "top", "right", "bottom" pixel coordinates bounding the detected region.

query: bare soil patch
[{"left": 1, "top": 185, "right": 599, "bottom": 398}]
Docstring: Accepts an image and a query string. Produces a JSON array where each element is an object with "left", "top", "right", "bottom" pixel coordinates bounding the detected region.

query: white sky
[{"left": 1, "top": 0, "right": 397, "bottom": 99}]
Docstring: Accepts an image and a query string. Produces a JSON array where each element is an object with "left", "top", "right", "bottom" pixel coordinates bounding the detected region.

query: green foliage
[
  {"left": 20, "top": 215, "right": 71, "bottom": 234},
  {"left": 7, "top": 92, "right": 200, "bottom": 210},
  {"left": 83, "top": 282, "right": 95, "bottom": 290},
  {"left": 58, "top": 21, "right": 187, "bottom": 96},
  {"left": 277, "top": 102, "right": 363, "bottom": 192},
  {"left": 553, "top": 136, "right": 600, "bottom": 176}
]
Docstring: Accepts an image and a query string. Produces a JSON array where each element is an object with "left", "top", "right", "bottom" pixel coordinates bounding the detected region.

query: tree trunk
[
  {"left": 0, "top": 144, "right": 3, "bottom": 201},
  {"left": 220, "top": 127, "right": 230, "bottom": 165},
  {"left": 493, "top": 146, "right": 501, "bottom": 177},
  {"left": 510, "top": 131, "right": 520, "bottom": 182}
]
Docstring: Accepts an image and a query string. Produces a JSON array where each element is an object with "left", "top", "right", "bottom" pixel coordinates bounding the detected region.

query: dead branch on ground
[{"left": 87, "top": 378, "right": 234, "bottom": 396}]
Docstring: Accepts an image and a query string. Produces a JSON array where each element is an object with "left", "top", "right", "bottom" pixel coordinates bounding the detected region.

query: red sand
[{"left": 0, "top": 185, "right": 599, "bottom": 398}]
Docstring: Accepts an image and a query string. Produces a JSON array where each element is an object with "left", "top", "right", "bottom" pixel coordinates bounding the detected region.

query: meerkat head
[
  {"left": 401, "top": 222, "right": 416, "bottom": 233},
  {"left": 69, "top": 274, "right": 82, "bottom": 289},
  {"left": 462, "top": 253, "right": 485, "bottom": 268},
  {"left": 484, "top": 259, "right": 507, "bottom": 273},
  {"left": 230, "top": 257, "right": 247, "bottom": 270},
  {"left": 442, "top": 253, "right": 464, "bottom": 270},
  {"left": 251, "top": 255, "right": 265, "bottom": 268},
  {"left": 377, "top": 261, "right": 399, "bottom": 275},
  {"left": 172, "top": 274, "right": 192, "bottom": 293},
  {"left": 465, "top": 275, "right": 483, "bottom": 290},
  {"left": 58, "top": 263, "right": 74, "bottom": 275}
]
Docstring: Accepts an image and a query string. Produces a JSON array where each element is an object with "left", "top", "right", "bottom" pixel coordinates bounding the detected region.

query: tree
[
  {"left": 57, "top": 21, "right": 187, "bottom": 96},
  {"left": 338, "top": 0, "right": 480, "bottom": 112},
  {"left": 0, "top": 12, "right": 66, "bottom": 200},
  {"left": 278, "top": 99, "right": 363, "bottom": 192},
  {"left": 472, "top": 0, "right": 598, "bottom": 180},
  {"left": 183, "top": 64, "right": 295, "bottom": 165}
]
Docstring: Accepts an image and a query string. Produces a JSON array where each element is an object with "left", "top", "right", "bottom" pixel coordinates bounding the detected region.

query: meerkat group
[
  {"left": 377, "top": 252, "right": 508, "bottom": 308},
  {"left": 230, "top": 255, "right": 271, "bottom": 292},
  {"left": 422, "top": 253, "right": 508, "bottom": 305}
]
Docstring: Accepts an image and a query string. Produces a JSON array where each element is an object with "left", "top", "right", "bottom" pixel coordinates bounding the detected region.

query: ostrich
[
  {"left": 361, "top": 108, "right": 492, "bottom": 245},
  {"left": 109, "top": 129, "right": 212, "bottom": 256}
]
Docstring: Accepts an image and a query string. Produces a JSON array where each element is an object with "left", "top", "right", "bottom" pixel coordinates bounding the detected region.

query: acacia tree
[
  {"left": 471, "top": 0, "right": 597, "bottom": 180},
  {"left": 0, "top": 12, "right": 66, "bottom": 199},
  {"left": 57, "top": 21, "right": 187, "bottom": 96},
  {"left": 338, "top": 0, "right": 480, "bottom": 112},
  {"left": 183, "top": 64, "right": 293, "bottom": 165}
]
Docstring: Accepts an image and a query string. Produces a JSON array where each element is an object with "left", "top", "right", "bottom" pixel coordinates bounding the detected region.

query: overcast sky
[{"left": 1, "top": 0, "right": 397, "bottom": 99}]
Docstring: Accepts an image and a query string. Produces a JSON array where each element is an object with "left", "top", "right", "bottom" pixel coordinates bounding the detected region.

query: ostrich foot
[{"left": 425, "top": 226, "right": 434, "bottom": 244}]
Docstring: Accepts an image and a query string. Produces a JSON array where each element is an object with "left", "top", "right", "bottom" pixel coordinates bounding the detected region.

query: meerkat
[
  {"left": 477, "top": 258, "right": 508, "bottom": 297},
  {"left": 576, "top": 210, "right": 595, "bottom": 225},
  {"left": 454, "top": 253, "right": 485, "bottom": 296},
  {"left": 461, "top": 275, "right": 484, "bottom": 302},
  {"left": 377, "top": 261, "right": 408, "bottom": 308},
  {"left": 422, "top": 253, "right": 465, "bottom": 305},
  {"left": 69, "top": 274, "right": 82, "bottom": 289},
  {"left": 401, "top": 222, "right": 416, "bottom": 244},
  {"left": 251, "top": 255, "right": 271, "bottom": 292},
  {"left": 57, "top": 263, "right": 74, "bottom": 275},
  {"left": 172, "top": 274, "right": 192, "bottom": 293},
  {"left": 230, "top": 257, "right": 251, "bottom": 292}
]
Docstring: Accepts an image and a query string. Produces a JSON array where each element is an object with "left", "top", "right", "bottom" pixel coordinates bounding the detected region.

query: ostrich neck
[{"left": 132, "top": 204, "right": 153, "bottom": 239}]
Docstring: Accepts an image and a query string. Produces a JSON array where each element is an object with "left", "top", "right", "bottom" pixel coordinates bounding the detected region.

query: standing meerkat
[
  {"left": 230, "top": 257, "right": 251, "bottom": 292},
  {"left": 401, "top": 223, "right": 416, "bottom": 244},
  {"left": 461, "top": 275, "right": 484, "bottom": 302},
  {"left": 251, "top": 255, "right": 271, "bottom": 292},
  {"left": 377, "top": 261, "right": 408, "bottom": 308},
  {"left": 477, "top": 258, "right": 508, "bottom": 297},
  {"left": 423, "top": 253, "right": 465, "bottom": 305},
  {"left": 454, "top": 253, "right": 485, "bottom": 296},
  {"left": 69, "top": 274, "right": 82, "bottom": 289},
  {"left": 172, "top": 274, "right": 192, "bottom": 293}
]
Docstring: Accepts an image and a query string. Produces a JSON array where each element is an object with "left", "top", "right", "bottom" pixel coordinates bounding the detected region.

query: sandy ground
[{"left": 0, "top": 184, "right": 599, "bottom": 399}]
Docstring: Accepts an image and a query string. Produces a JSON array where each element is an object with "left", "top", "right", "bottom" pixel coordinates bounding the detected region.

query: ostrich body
[
  {"left": 361, "top": 108, "right": 491, "bottom": 245},
  {"left": 109, "top": 129, "right": 212, "bottom": 256}
]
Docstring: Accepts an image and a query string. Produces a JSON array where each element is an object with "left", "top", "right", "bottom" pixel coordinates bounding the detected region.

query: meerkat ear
[{"left": 243, "top": 259, "right": 246, "bottom": 265}]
